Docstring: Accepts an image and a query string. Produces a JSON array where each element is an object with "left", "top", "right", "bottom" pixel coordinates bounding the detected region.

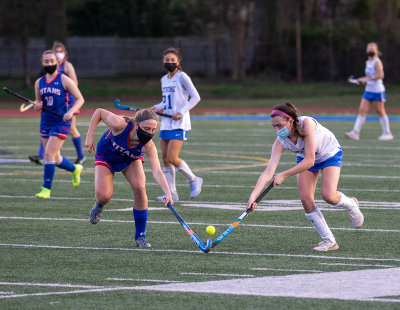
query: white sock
[
  {"left": 163, "top": 167, "right": 177, "bottom": 194},
  {"left": 305, "top": 208, "right": 335, "bottom": 242},
  {"left": 177, "top": 160, "right": 196, "bottom": 182},
  {"left": 353, "top": 115, "right": 366, "bottom": 133},
  {"left": 379, "top": 115, "right": 391, "bottom": 134},
  {"left": 334, "top": 192, "right": 357, "bottom": 211}
]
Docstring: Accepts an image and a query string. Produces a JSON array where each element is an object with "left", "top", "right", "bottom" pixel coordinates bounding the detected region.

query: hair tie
[{"left": 271, "top": 110, "right": 293, "bottom": 119}]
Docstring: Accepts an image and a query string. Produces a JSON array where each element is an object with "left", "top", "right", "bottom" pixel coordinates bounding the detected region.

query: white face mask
[{"left": 56, "top": 52, "right": 65, "bottom": 61}]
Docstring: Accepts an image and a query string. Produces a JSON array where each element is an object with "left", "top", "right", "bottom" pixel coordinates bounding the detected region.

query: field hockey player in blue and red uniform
[
  {"left": 85, "top": 108, "right": 173, "bottom": 248},
  {"left": 33, "top": 50, "right": 85, "bottom": 199}
]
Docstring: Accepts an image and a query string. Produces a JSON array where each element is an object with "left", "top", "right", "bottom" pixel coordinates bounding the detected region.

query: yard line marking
[
  {"left": 250, "top": 268, "right": 322, "bottom": 273},
  {"left": 1, "top": 216, "right": 400, "bottom": 233},
  {"left": 180, "top": 272, "right": 255, "bottom": 277},
  {"left": 106, "top": 278, "right": 181, "bottom": 283},
  {"left": 0, "top": 282, "right": 107, "bottom": 289},
  {"left": 319, "top": 263, "right": 396, "bottom": 268},
  {"left": 1, "top": 243, "right": 400, "bottom": 263}
]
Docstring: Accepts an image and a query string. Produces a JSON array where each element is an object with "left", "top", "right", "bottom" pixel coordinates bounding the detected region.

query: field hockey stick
[
  {"left": 3, "top": 86, "right": 64, "bottom": 117},
  {"left": 210, "top": 181, "right": 274, "bottom": 250},
  {"left": 347, "top": 75, "right": 360, "bottom": 85},
  {"left": 114, "top": 99, "right": 173, "bottom": 118},
  {"left": 167, "top": 202, "right": 212, "bottom": 253}
]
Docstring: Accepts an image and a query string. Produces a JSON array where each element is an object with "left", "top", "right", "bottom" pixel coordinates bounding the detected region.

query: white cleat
[
  {"left": 313, "top": 240, "right": 339, "bottom": 252},
  {"left": 377, "top": 133, "right": 393, "bottom": 141},
  {"left": 348, "top": 197, "right": 364, "bottom": 228},
  {"left": 155, "top": 192, "right": 179, "bottom": 202},
  {"left": 189, "top": 177, "right": 203, "bottom": 199},
  {"left": 344, "top": 131, "right": 359, "bottom": 141}
]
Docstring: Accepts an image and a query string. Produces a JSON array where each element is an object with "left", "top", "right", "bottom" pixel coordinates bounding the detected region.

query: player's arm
[
  {"left": 274, "top": 118, "right": 316, "bottom": 186},
  {"left": 64, "top": 62, "right": 78, "bottom": 86},
  {"left": 33, "top": 78, "right": 42, "bottom": 110},
  {"left": 85, "top": 108, "right": 126, "bottom": 153},
  {"left": 178, "top": 73, "right": 201, "bottom": 115},
  {"left": 142, "top": 141, "right": 173, "bottom": 205},
  {"left": 247, "top": 139, "right": 283, "bottom": 211},
  {"left": 61, "top": 74, "right": 84, "bottom": 121},
  {"left": 369, "top": 60, "right": 384, "bottom": 81}
]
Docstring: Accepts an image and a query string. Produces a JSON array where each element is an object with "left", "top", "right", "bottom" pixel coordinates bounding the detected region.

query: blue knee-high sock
[
  {"left": 38, "top": 140, "right": 45, "bottom": 159},
  {"left": 56, "top": 156, "right": 76, "bottom": 172},
  {"left": 72, "top": 136, "right": 85, "bottom": 159},
  {"left": 133, "top": 209, "right": 148, "bottom": 240},
  {"left": 43, "top": 161, "right": 56, "bottom": 189}
]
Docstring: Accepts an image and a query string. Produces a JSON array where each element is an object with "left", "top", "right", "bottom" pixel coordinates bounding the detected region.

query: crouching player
[
  {"left": 247, "top": 103, "right": 364, "bottom": 252},
  {"left": 85, "top": 108, "right": 173, "bottom": 248}
]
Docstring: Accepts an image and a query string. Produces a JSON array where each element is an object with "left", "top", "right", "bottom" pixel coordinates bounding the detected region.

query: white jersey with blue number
[
  {"left": 365, "top": 58, "right": 385, "bottom": 93},
  {"left": 277, "top": 116, "right": 341, "bottom": 163},
  {"left": 153, "top": 70, "right": 201, "bottom": 131}
]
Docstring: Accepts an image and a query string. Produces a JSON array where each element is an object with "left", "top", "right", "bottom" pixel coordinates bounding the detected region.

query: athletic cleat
[
  {"left": 344, "top": 131, "right": 359, "bottom": 141},
  {"left": 136, "top": 237, "right": 151, "bottom": 248},
  {"left": 90, "top": 204, "right": 103, "bottom": 224},
  {"left": 313, "top": 240, "right": 339, "bottom": 252},
  {"left": 377, "top": 133, "right": 393, "bottom": 141},
  {"left": 29, "top": 155, "right": 44, "bottom": 165},
  {"left": 36, "top": 187, "right": 51, "bottom": 199},
  {"left": 189, "top": 177, "right": 203, "bottom": 199},
  {"left": 348, "top": 197, "right": 364, "bottom": 228},
  {"left": 155, "top": 192, "right": 179, "bottom": 202},
  {"left": 74, "top": 157, "right": 87, "bottom": 165},
  {"left": 72, "top": 164, "right": 83, "bottom": 187}
]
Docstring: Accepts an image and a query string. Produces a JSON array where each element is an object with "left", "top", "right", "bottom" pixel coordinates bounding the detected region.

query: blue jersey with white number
[{"left": 39, "top": 72, "right": 70, "bottom": 128}]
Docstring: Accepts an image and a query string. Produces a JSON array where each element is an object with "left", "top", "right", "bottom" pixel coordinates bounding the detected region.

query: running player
[
  {"left": 85, "top": 108, "right": 173, "bottom": 248},
  {"left": 33, "top": 50, "right": 84, "bottom": 199},
  {"left": 29, "top": 41, "right": 86, "bottom": 165},
  {"left": 345, "top": 42, "right": 393, "bottom": 141},
  {"left": 151, "top": 47, "right": 202, "bottom": 202},
  {"left": 247, "top": 103, "right": 364, "bottom": 252}
]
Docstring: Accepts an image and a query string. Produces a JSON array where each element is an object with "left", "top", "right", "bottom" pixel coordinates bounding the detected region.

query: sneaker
[
  {"left": 189, "top": 177, "right": 203, "bottom": 199},
  {"left": 136, "top": 237, "right": 151, "bottom": 248},
  {"left": 313, "top": 240, "right": 339, "bottom": 252},
  {"left": 90, "top": 204, "right": 103, "bottom": 224},
  {"left": 36, "top": 187, "right": 51, "bottom": 199},
  {"left": 72, "top": 164, "right": 83, "bottom": 187},
  {"left": 74, "top": 157, "right": 87, "bottom": 165},
  {"left": 155, "top": 192, "right": 179, "bottom": 202},
  {"left": 348, "top": 197, "right": 364, "bottom": 228},
  {"left": 377, "top": 133, "right": 393, "bottom": 141},
  {"left": 29, "top": 155, "right": 44, "bottom": 165},
  {"left": 344, "top": 131, "right": 359, "bottom": 141}
]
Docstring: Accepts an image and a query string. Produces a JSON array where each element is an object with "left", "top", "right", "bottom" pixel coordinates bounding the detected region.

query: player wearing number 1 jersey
[
  {"left": 33, "top": 50, "right": 85, "bottom": 199},
  {"left": 151, "top": 47, "right": 202, "bottom": 201}
]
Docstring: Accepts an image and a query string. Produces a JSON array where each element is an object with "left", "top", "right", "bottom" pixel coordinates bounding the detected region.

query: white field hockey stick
[
  {"left": 114, "top": 99, "right": 173, "bottom": 118},
  {"left": 347, "top": 75, "right": 360, "bottom": 85},
  {"left": 209, "top": 181, "right": 274, "bottom": 250}
]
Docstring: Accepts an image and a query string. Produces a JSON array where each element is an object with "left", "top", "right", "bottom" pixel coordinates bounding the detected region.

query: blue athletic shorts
[
  {"left": 95, "top": 154, "right": 144, "bottom": 173},
  {"left": 362, "top": 91, "right": 386, "bottom": 102},
  {"left": 159, "top": 129, "right": 188, "bottom": 141},
  {"left": 297, "top": 149, "right": 343, "bottom": 172},
  {"left": 40, "top": 125, "right": 70, "bottom": 140}
]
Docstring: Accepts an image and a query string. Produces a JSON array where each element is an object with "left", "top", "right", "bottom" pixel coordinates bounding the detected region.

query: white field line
[
  {"left": 106, "top": 278, "right": 181, "bottom": 283},
  {"left": 319, "top": 263, "right": 396, "bottom": 268},
  {"left": 1, "top": 216, "right": 400, "bottom": 233},
  {"left": 1, "top": 243, "right": 400, "bottom": 263},
  {"left": 250, "top": 268, "right": 322, "bottom": 273},
  {"left": 180, "top": 272, "right": 255, "bottom": 278}
]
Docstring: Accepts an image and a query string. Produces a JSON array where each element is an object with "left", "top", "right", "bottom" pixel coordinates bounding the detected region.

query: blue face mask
[{"left": 277, "top": 126, "right": 291, "bottom": 138}]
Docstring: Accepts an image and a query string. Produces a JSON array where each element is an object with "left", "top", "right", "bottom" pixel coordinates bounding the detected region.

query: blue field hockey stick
[
  {"left": 210, "top": 181, "right": 274, "bottom": 250},
  {"left": 3, "top": 86, "right": 64, "bottom": 117},
  {"left": 114, "top": 99, "right": 172, "bottom": 118},
  {"left": 167, "top": 202, "right": 212, "bottom": 253}
]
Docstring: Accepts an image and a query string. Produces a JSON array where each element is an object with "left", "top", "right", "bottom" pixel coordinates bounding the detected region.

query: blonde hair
[
  {"left": 41, "top": 49, "right": 57, "bottom": 62},
  {"left": 123, "top": 109, "right": 158, "bottom": 124}
]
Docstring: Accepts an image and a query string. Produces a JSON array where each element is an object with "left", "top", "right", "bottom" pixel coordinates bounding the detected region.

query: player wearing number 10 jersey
[{"left": 151, "top": 47, "right": 203, "bottom": 202}]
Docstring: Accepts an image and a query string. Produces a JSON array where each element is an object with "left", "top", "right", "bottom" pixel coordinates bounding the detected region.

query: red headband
[{"left": 271, "top": 110, "right": 293, "bottom": 119}]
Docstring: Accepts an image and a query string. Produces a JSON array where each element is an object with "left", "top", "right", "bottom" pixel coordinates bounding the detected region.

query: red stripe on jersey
[
  {"left": 61, "top": 126, "right": 70, "bottom": 130},
  {"left": 45, "top": 71, "right": 60, "bottom": 84}
]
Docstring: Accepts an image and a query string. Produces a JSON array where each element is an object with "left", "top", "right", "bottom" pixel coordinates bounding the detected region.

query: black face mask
[
  {"left": 136, "top": 125, "right": 154, "bottom": 145},
  {"left": 43, "top": 64, "right": 57, "bottom": 74},
  {"left": 367, "top": 51, "right": 375, "bottom": 57},
  {"left": 164, "top": 62, "right": 178, "bottom": 72}
]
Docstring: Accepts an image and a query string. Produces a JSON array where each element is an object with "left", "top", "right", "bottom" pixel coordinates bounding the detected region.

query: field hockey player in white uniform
[
  {"left": 151, "top": 47, "right": 202, "bottom": 201},
  {"left": 345, "top": 42, "right": 393, "bottom": 141},
  {"left": 247, "top": 103, "right": 364, "bottom": 252}
]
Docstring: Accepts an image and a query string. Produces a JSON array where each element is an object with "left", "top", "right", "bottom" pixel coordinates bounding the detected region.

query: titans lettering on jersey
[
  {"left": 111, "top": 140, "right": 142, "bottom": 160},
  {"left": 40, "top": 87, "right": 61, "bottom": 96}
]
